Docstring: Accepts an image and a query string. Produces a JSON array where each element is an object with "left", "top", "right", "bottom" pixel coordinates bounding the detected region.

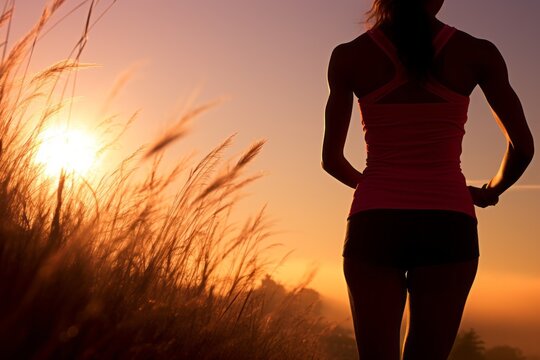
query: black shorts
[{"left": 343, "top": 209, "right": 479, "bottom": 270}]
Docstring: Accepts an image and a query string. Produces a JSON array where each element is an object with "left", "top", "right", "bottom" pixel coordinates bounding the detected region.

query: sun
[{"left": 35, "top": 126, "right": 99, "bottom": 177}]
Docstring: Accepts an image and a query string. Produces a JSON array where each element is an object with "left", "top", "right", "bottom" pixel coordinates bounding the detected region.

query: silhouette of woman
[{"left": 322, "top": 1, "right": 534, "bottom": 359}]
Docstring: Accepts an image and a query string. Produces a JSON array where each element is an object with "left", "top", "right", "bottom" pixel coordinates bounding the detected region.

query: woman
[{"left": 321, "top": 1, "right": 534, "bottom": 359}]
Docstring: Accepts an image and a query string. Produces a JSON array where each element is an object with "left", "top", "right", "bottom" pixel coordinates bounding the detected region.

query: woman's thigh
[
  {"left": 343, "top": 258, "right": 408, "bottom": 360},
  {"left": 403, "top": 259, "right": 479, "bottom": 360}
]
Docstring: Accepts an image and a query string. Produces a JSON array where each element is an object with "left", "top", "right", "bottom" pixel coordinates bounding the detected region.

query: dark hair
[{"left": 366, "top": 0, "right": 434, "bottom": 81}]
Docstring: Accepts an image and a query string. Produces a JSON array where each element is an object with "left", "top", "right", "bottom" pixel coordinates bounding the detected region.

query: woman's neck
[{"left": 378, "top": 17, "right": 444, "bottom": 38}]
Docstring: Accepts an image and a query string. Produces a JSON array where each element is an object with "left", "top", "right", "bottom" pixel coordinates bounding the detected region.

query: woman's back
[
  {"left": 333, "top": 19, "right": 486, "bottom": 104},
  {"left": 335, "top": 21, "right": 483, "bottom": 219}
]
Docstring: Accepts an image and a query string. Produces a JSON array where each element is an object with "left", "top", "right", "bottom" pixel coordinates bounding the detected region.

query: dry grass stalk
[{"left": 0, "top": 1, "right": 336, "bottom": 359}]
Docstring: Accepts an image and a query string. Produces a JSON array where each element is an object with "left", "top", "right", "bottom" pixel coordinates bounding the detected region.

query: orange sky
[{"left": 11, "top": 0, "right": 540, "bottom": 355}]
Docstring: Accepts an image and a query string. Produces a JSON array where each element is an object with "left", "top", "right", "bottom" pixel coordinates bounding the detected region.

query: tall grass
[{"left": 0, "top": 1, "right": 332, "bottom": 358}]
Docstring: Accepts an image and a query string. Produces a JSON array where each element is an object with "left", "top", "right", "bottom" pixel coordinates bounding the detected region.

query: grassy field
[
  {"left": 0, "top": 1, "right": 359, "bottom": 359},
  {"left": 2, "top": 2, "right": 535, "bottom": 360}
]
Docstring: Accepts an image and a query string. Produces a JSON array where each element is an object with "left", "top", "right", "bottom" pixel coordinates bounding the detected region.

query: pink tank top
[{"left": 349, "top": 24, "right": 476, "bottom": 219}]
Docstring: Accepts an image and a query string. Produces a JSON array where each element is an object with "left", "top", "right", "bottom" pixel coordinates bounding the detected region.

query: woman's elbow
[
  {"left": 321, "top": 159, "right": 334, "bottom": 174},
  {"left": 512, "top": 140, "right": 535, "bottom": 162},
  {"left": 524, "top": 147, "right": 534, "bottom": 164},
  {"left": 526, "top": 142, "right": 535, "bottom": 160},
  {"left": 522, "top": 136, "right": 534, "bottom": 159},
  {"left": 321, "top": 154, "right": 342, "bottom": 174}
]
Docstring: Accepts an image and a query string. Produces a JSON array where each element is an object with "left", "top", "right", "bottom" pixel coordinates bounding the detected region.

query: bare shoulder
[
  {"left": 329, "top": 32, "right": 383, "bottom": 76},
  {"left": 452, "top": 30, "right": 499, "bottom": 56},
  {"left": 452, "top": 29, "right": 507, "bottom": 82},
  {"left": 328, "top": 33, "right": 372, "bottom": 87},
  {"left": 329, "top": 32, "right": 371, "bottom": 64}
]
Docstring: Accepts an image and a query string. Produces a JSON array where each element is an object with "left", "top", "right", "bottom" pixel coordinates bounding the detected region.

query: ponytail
[{"left": 366, "top": 0, "right": 434, "bottom": 81}]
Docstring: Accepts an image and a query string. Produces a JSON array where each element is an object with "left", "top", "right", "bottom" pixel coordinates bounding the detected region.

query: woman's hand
[{"left": 468, "top": 185, "right": 499, "bottom": 208}]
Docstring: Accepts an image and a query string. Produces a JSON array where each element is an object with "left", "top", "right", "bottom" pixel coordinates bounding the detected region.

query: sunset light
[
  {"left": 1, "top": 1, "right": 538, "bottom": 358},
  {"left": 35, "top": 126, "right": 98, "bottom": 177}
]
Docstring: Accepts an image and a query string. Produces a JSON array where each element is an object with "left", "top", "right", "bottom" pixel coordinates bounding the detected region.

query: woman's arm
[
  {"left": 475, "top": 39, "right": 534, "bottom": 203},
  {"left": 321, "top": 45, "right": 364, "bottom": 189}
]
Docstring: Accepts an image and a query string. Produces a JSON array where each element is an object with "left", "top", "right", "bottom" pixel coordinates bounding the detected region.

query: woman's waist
[
  {"left": 354, "top": 177, "right": 469, "bottom": 195},
  {"left": 350, "top": 183, "right": 476, "bottom": 219},
  {"left": 361, "top": 164, "right": 466, "bottom": 180},
  {"left": 364, "top": 145, "right": 464, "bottom": 168}
]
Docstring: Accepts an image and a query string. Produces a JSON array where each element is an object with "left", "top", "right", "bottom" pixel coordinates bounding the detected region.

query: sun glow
[{"left": 35, "top": 126, "right": 99, "bottom": 177}]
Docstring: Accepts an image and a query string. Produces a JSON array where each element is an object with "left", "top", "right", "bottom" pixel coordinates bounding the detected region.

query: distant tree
[
  {"left": 321, "top": 325, "right": 358, "bottom": 360},
  {"left": 252, "top": 275, "right": 324, "bottom": 319},
  {"left": 485, "top": 345, "right": 527, "bottom": 360},
  {"left": 253, "top": 275, "right": 288, "bottom": 314},
  {"left": 449, "top": 328, "right": 486, "bottom": 360}
]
